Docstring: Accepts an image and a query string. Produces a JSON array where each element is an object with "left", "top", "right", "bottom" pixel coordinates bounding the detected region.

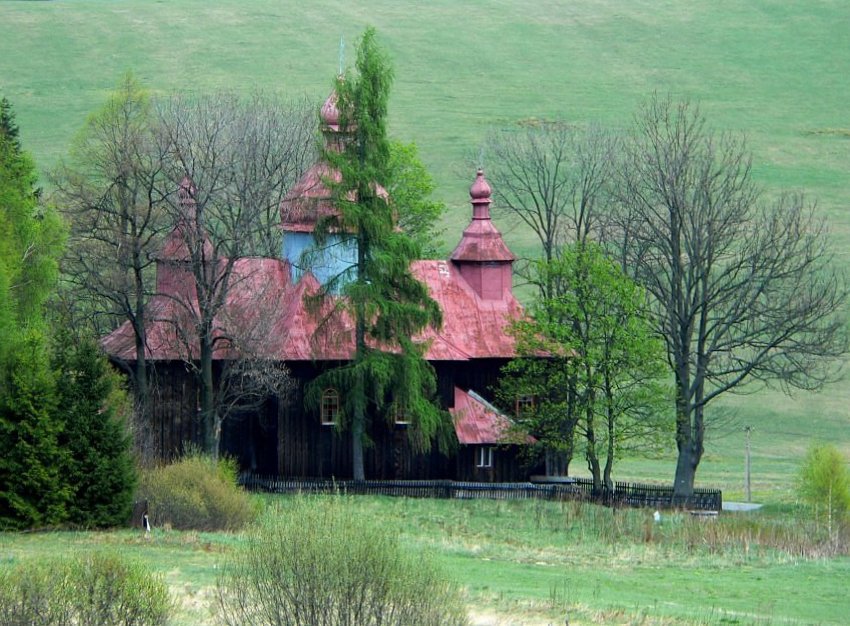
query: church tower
[
  {"left": 450, "top": 169, "right": 515, "bottom": 300},
  {"left": 279, "top": 90, "right": 356, "bottom": 285}
]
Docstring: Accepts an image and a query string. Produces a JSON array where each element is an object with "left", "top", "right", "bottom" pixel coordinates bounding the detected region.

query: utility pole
[{"left": 744, "top": 425, "right": 752, "bottom": 503}]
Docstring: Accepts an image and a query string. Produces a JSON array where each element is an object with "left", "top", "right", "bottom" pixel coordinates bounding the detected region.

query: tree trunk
[
  {"left": 545, "top": 449, "right": 569, "bottom": 476},
  {"left": 603, "top": 412, "right": 614, "bottom": 491},
  {"left": 673, "top": 395, "right": 698, "bottom": 498},
  {"left": 585, "top": 406, "right": 602, "bottom": 492},
  {"left": 352, "top": 293, "right": 367, "bottom": 481},
  {"left": 200, "top": 334, "right": 217, "bottom": 461},
  {"left": 673, "top": 443, "right": 698, "bottom": 499},
  {"left": 133, "top": 325, "right": 148, "bottom": 421},
  {"left": 132, "top": 259, "right": 151, "bottom": 457},
  {"left": 352, "top": 407, "right": 365, "bottom": 481}
]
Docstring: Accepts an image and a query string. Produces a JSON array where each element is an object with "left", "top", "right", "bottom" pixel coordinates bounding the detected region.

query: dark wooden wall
[
  {"left": 135, "top": 358, "right": 536, "bottom": 481},
  {"left": 454, "top": 446, "right": 529, "bottom": 482},
  {"left": 147, "top": 362, "right": 202, "bottom": 459},
  {"left": 277, "top": 363, "right": 453, "bottom": 479},
  {"left": 434, "top": 359, "right": 511, "bottom": 408}
]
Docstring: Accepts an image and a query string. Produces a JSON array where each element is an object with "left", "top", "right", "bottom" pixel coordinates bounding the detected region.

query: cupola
[
  {"left": 156, "top": 176, "right": 210, "bottom": 294},
  {"left": 279, "top": 86, "right": 386, "bottom": 286},
  {"left": 450, "top": 170, "right": 515, "bottom": 300}
]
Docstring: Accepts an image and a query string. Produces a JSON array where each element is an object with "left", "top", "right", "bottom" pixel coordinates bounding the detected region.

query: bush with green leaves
[
  {"left": 0, "top": 551, "right": 172, "bottom": 626},
  {"left": 137, "top": 450, "right": 258, "bottom": 531},
  {"left": 215, "top": 496, "right": 469, "bottom": 626},
  {"left": 798, "top": 443, "right": 850, "bottom": 525}
]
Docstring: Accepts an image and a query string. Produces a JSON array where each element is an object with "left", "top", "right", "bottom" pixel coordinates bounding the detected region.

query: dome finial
[
  {"left": 469, "top": 169, "right": 492, "bottom": 203},
  {"left": 320, "top": 90, "right": 340, "bottom": 131}
]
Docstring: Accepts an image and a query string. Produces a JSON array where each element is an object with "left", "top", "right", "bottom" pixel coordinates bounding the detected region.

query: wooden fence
[{"left": 239, "top": 474, "right": 722, "bottom": 511}]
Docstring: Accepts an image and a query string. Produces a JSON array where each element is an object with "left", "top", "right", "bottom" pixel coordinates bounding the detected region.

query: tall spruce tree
[
  {"left": 306, "top": 28, "right": 448, "bottom": 480},
  {"left": 0, "top": 331, "right": 69, "bottom": 529},
  {"left": 53, "top": 336, "right": 136, "bottom": 528},
  {"left": 0, "top": 98, "right": 67, "bottom": 529}
]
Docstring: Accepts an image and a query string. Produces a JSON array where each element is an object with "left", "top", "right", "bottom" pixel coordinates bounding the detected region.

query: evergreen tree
[
  {"left": 307, "top": 28, "right": 448, "bottom": 480},
  {"left": 54, "top": 336, "right": 136, "bottom": 527},
  {"left": 0, "top": 96, "right": 63, "bottom": 363},
  {"left": 0, "top": 97, "right": 67, "bottom": 529},
  {"left": 0, "top": 331, "right": 69, "bottom": 529},
  {"left": 0, "top": 97, "right": 21, "bottom": 152}
]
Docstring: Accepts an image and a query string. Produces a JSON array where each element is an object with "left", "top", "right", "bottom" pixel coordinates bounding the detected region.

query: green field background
[{"left": 2, "top": 0, "right": 849, "bottom": 498}]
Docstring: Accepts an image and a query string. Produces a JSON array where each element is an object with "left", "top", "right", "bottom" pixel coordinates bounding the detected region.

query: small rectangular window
[
  {"left": 321, "top": 389, "right": 340, "bottom": 426},
  {"left": 393, "top": 406, "right": 409, "bottom": 426},
  {"left": 475, "top": 446, "right": 494, "bottom": 468},
  {"left": 515, "top": 394, "right": 535, "bottom": 418}
]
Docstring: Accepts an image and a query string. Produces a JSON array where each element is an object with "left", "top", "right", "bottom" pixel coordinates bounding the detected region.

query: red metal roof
[
  {"left": 411, "top": 260, "right": 520, "bottom": 359},
  {"left": 103, "top": 168, "right": 521, "bottom": 364},
  {"left": 280, "top": 161, "right": 343, "bottom": 233},
  {"left": 102, "top": 258, "right": 293, "bottom": 362},
  {"left": 102, "top": 256, "right": 521, "bottom": 363},
  {"left": 450, "top": 387, "right": 513, "bottom": 445}
]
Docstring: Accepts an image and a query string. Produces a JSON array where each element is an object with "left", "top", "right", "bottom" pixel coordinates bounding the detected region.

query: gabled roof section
[
  {"left": 411, "top": 260, "right": 520, "bottom": 360},
  {"left": 450, "top": 387, "right": 515, "bottom": 445}
]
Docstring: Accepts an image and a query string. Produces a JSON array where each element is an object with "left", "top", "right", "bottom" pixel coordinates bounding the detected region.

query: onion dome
[{"left": 320, "top": 90, "right": 340, "bottom": 132}]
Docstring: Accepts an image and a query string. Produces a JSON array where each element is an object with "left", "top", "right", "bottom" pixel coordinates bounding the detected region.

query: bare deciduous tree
[
  {"left": 609, "top": 95, "right": 848, "bottom": 496},
  {"left": 153, "top": 91, "right": 313, "bottom": 458},
  {"left": 53, "top": 73, "right": 170, "bottom": 425},
  {"left": 483, "top": 124, "right": 617, "bottom": 298},
  {"left": 158, "top": 252, "right": 293, "bottom": 460}
]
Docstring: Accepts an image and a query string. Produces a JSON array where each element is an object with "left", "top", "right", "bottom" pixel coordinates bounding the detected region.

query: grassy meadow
[{"left": 2, "top": 495, "right": 849, "bottom": 625}]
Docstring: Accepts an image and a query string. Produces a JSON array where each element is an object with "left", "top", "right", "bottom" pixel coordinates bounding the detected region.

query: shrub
[
  {"left": 798, "top": 443, "right": 850, "bottom": 526},
  {"left": 0, "top": 559, "right": 66, "bottom": 626},
  {"left": 215, "top": 496, "right": 469, "bottom": 626},
  {"left": 138, "top": 451, "right": 258, "bottom": 531},
  {"left": 0, "top": 551, "right": 172, "bottom": 626}
]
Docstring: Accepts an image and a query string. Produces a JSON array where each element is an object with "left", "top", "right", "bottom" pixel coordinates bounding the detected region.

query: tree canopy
[
  {"left": 499, "top": 243, "right": 668, "bottom": 488},
  {"left": 609, "top": 95, "right": 848, "bottom": 496},
  {"left": 0, "top": 97, "right": 135, "bottom": 529},
  {"left": 307, "top": 28, "right": 449, "bottom": 480}
]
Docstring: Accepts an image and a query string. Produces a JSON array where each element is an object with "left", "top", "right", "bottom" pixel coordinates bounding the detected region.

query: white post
[{"left": 744, "top": 426, "right": 752, "bottom": 503}]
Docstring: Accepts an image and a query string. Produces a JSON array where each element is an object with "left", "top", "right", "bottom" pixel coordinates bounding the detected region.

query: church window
[
  {"left": 515, "top": 394, "right": 535, "bottom": 418},
  {"left": 321, "top": 389, "right": 340, "bottom": 426},
  {"left": 476, "top": 446, "right": 494, "bottom": 468}
]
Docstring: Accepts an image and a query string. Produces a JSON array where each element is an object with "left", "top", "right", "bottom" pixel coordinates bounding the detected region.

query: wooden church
[{"left": 102, "top": 90, "right": 540, "bottom": 481}]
